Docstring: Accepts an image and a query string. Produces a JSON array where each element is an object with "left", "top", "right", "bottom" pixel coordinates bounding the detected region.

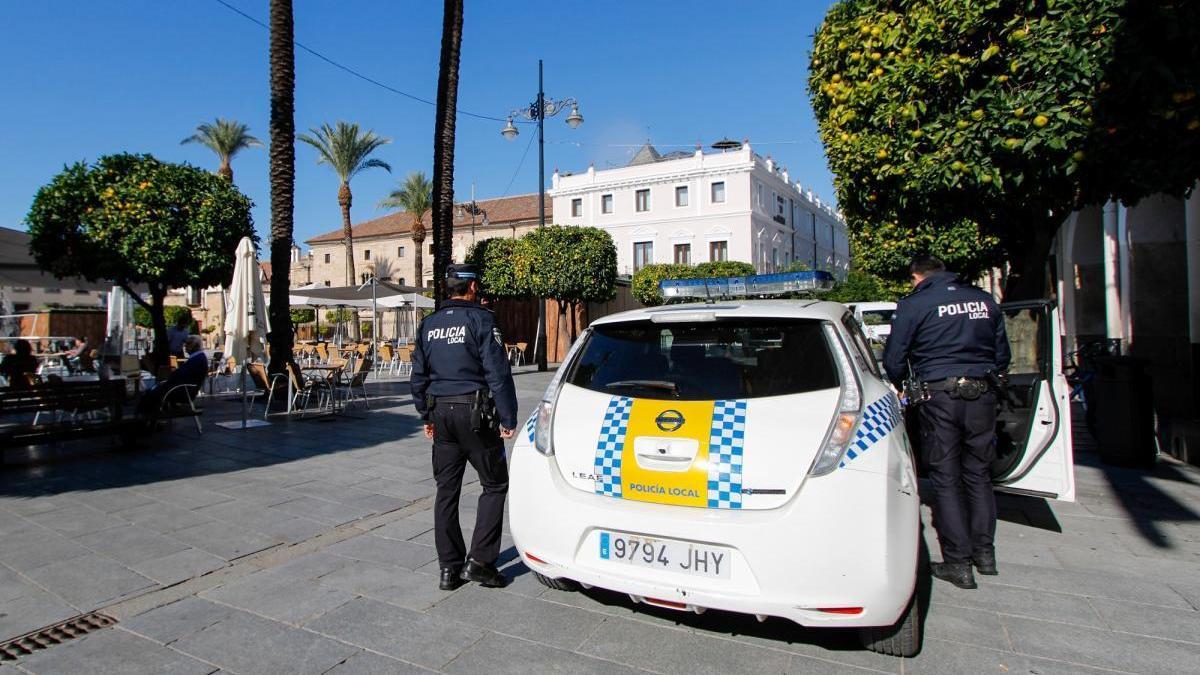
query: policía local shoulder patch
[{"left": 493, "top": 327, "right": 504, "bottom": 346}]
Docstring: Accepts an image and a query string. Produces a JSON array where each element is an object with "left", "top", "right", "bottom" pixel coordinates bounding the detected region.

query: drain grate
[{"left": 0, "top": 612, "right": 116, "bottom": 661}]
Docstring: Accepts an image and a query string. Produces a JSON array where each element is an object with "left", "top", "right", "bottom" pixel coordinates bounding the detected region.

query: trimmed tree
[
  {"left": 26, "top": 153, "right": 254, "bottom": 367},
  {"left": 466, "top": 236, "right": 527, "bottom": 299},
  {"left": 810, "top": 0, "right": 1200, "bottom": 299},
  {"left": 517, "top": 226, "right": 616, "bottom": 346},
  {"left": 850, "top": 220, "right": 1001, "bottom": 287},
  {"left": 693, "top": 261, "right": 756, "bottom": 278},
  {"left": 631, "top": 264, "right": 696, "bottom": 307}
]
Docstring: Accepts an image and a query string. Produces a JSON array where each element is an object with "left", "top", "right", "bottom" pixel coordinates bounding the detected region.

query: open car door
[{"left": 991, "top": 300, "right": 1075, "bottom": 501}]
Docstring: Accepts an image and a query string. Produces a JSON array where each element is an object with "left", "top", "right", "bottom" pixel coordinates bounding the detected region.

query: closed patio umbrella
[{"left": 223, "top": 237, "right": 268, "bottom": 364}]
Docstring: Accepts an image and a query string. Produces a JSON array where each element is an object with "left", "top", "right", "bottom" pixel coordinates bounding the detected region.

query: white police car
[{"left": 509, "top": 273, "right": 1074, "bottom": 657}]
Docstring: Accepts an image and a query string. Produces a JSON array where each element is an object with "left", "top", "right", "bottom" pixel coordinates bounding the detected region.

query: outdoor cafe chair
[
  {"left": 339, "top": 358, "right": 373, "bottom": 410},
  {"left": 376, "top": 343, "right": 396, "bottom": 376},
  {"left": 514, "top": 342, "right": 528, "bottom": 366},
  {"left": 315, "top": 343, "right": 330, "bottom": 363},
  {"left": 155, "top": 382, "right": 204, "bottom": 436},
  {"left": 394, "top": 345, "right": 415, "bottom": 376},
  {"left": 250, "top": 362, "right": 330, "bottom": 418},
  {"left": 205, "top": 351, "right": 225, "bottom": 395}
]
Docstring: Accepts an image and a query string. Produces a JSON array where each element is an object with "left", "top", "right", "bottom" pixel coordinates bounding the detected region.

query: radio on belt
[{"left": 658, "top": 270, "right": 835, "bottom": 302}]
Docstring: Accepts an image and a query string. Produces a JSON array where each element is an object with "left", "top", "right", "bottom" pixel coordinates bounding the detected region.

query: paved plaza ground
[{"left": 1, "top": 368, "right": 1199, "bottom": 674}]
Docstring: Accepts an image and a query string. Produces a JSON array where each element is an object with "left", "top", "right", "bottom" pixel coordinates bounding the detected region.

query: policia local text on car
[
  {"left": 883, "top": 255, "right": 1011, "bottom": 590},
  {"left": 410, "top": 264, "right": 519, "bottom": 591}
]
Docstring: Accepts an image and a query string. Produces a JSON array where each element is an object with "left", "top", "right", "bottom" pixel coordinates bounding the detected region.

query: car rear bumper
[{"left": 509, "top": 445, "right": 920, "bottom": 628}]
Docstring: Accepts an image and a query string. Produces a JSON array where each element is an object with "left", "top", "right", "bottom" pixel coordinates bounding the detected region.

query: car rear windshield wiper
[{"left": 604, "top": 379, "right": 679, "bottom": 396}]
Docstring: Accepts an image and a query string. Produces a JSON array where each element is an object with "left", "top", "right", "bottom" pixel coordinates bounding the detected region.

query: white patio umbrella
[{"left": 223, "top": 237, "right": 268, "bottom": 363}]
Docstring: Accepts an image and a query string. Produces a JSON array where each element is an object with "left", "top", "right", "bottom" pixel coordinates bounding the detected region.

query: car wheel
[
  {"left": 532, "top": 571, "right": 580, "bottom": 592},
  {"left": 859, "top": 592, "right": 921, "bottom": 657}
]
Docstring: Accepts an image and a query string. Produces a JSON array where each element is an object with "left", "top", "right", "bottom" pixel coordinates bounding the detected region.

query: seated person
[
  {"left": 138, "top": 335, "right": 208, "bottom": 419},
  {"left": 65, "top": 336, "right": 92, "bottom": 373},
  {"left": 0, "top": 340, "right": 39, "bottom": 388}
]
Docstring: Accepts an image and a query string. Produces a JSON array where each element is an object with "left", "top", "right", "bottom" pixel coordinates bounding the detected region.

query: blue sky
[{"left": 0, "top": 0, "right": 837, "bottom": 248}]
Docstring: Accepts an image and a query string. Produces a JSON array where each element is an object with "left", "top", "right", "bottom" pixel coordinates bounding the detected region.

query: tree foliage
[
  {"left": 818, "top": 269, "right": 899, "bottom": 303},
  {"left": 324, "top": 308, "right": 354, "bottom": 324},
  {"left": 810, "top": 0, "right": 1200, "bottom": 298},
  {"left": 26, "top": 153, "right": 254, "bottom": 364},
  {"left": 289, "top": 308, "right": 315, "bottom": 324},
  {"left": 466, "top": 236, "right": 526, "bottom": 299},
  {"left": 180, "top": 118, "right": 262, "bottom": 183},
  {"left": 134, "top": 305, "right": 197, "bottom": 332},
  {"left": 851, "top": 220, "right": 1001, "bottom": 285},
  {"left": 379, "top": 171, "right": 433, "bottom": 287},
  {"left": 517, "top": 226, "right": 617, "bottom": 306},
  {"left": 693, "top": 261, "right": 756, "bottom": 278}
]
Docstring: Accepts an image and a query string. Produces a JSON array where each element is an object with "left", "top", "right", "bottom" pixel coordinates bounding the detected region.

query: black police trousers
[
  {"left": 430, "top": 401, "right": 509, "bottom": 568},
  {"left": 918, "top": 390, "right": 999, "bottom": 564}
]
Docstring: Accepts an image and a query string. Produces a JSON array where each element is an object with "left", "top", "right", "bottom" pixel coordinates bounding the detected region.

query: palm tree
[
  {"left": 266, "top": 0, "right": 295, "bottom": 375},
  {"left": 431, "top": 0, "right": 464, "bottom": 305},
  {"left": 378, "top": 172, "right": 432, "bottom": 286},
  {"left": 298, "top": 122, "right": 392, "bottom": 286},
  {"left": 181, "top": 118, "right": 263, "bottom": 184}
]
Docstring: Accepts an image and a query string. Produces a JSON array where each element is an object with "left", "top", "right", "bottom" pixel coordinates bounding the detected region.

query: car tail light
[
  {"left": 533, "top": 399, "right": 555, "bottom": 456},
  {"left": 809, "top": 324, "right": 863, "bottom": 476},
  {"left": 817, "top": 607, "right": 863, "bottom": 615}
]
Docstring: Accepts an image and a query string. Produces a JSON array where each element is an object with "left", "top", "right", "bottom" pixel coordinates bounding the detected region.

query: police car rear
[{"left": 509, "top": 284, "right": 923, "bottom": 657}]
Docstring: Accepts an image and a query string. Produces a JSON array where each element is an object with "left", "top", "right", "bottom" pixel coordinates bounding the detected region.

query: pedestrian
[
  {"left": 138, "top": 335, "right": 208, "bottom": 421},
  {"left": 0, "top": 339, "right": 39, "bottom": 388},
  {"left": 410, "top": 264, "right": 518, "bottom": 591},
  {"left": 883, "top": 255, "right": 1011, "bottom": 590},
  {"left": 167, "top": 314, "right": 191, "bottom": 358}
]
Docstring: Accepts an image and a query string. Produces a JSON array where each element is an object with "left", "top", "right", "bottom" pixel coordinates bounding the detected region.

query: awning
[{"left": 289, "top": 281, "right": 435, "bottom": 309}]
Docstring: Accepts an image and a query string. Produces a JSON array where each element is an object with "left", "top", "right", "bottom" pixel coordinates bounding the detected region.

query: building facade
[
  {"left": 302, "top": 193, "right": 549, "bottom": 288},
  {"left": 549, "top": 142, "right": 849, "bottom": 278}
]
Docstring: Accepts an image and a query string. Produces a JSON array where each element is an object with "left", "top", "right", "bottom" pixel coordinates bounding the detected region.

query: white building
[{"left": 550, "top": 141, "right": 849, "bottom": 278}]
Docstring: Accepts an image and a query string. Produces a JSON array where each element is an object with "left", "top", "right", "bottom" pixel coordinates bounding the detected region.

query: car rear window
[
  {"left": 861, "top": 309, "right": 895, "bottom": 325},
  {"left": 565, "top": 319, "right": 840, "bottom": 401}
]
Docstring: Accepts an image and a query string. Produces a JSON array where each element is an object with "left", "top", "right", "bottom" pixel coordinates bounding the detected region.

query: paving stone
[
  {"left": 429, "top": 584, "right": 605, "bottom": 650},
  {"left": 930, "top": 579, "right": 1106, "bottom": 629},
  {"left": 981, "top": 562, "right": 1192, "bottom": 609},
  {"left": 901, "top": 638, "right": 1038, "bottom": 675},
  {"left": 67, "top": 489, "right": 157, "bottom": 514},
  {"left": 580, "top": 616, "right": 791, "bottom": 675},
  {"left": 325, "top": 535, "right": 439, "bottom": 570},
  {"left": 270, "top": 497, "right": 374, "bottom": 525},
  {"left": 1088, "top": 597, "right": 1200, "bottom": 644},
  {"left": 0, "top": 528, "right": 92, "bottom": 572},
  {"left": 313, "top": 561, "right": 450, "bottom": 610},
  {"left": 170, "top": 607, "right": 356, "bottom": 675},
  {"left": 919, "top": 604, "right": 1010, "bottom": 651},
  {"left": 1002, "top": 614, "right": 1200, "bottom": 674},
  {"left": 122, "top": 596, "right": 233, "bottom": 645},
  {"left": 129, "top": 548, "right": 229, "bottom": 586},
  {"left": 167, "top": 521, "right": 277, "bottom": 561},
  {"left": 26, "top": 505, "right": 128, "bottom": 539},
  {"left": 783, "top": 654, "right": 886, "bottom": 674},
  {"left": 0, "top": 589, "right": 78, "bottom": 641},
  {"left": 271, "top": 552, "right": 357, "bottom": 580},
  {"left": 209, "top": 482, "right": 299, "bottom": 507},
  {"left": 200, "top": 570, "right": 354, "bottom": 625},
  {"left": 136, "top": 485, "right": 234, "bottom": 511},
  {"left": 74, "top": 525, "right": 190, "bottom": 566},
  {"left": 114, "top": 503, "right": 215, "bottom": 534},
  {"left": 23, "top": 553, "right": 154, "bottom": 609},
  {"left": 305, "top": 597, "right": 483, "bottom": 670},
  {"left": 0, "top": 497, "right": 66, "bottom": 517},
  {"left": 445, "top": 632, "right": 646, "bottom": 675},
  {"left": 15, "top": 627, "right": 216, "bottom": 675},
  {"left": 368, "top": 516, "right": 434, "bottom": 543},
  {"left": 324, "top": 651, "right": 434, "bottom": 675}
]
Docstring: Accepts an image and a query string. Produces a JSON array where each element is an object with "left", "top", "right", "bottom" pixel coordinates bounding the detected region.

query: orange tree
[
  {"left": 810, "top": 0, "right": 1200, "bottom": 299},
  {"left": 26, "top": 154, "right": 254, "bottom": 366}
]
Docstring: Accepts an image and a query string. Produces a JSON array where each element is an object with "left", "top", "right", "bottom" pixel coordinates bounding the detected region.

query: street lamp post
[{"left": 501, "top": 59, "right": 583, "bottom": 372}]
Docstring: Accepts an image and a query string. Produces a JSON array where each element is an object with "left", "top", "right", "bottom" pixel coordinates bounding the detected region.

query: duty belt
[
  {"left": 434, "top": 393, "right": 478, "bottom": 404},
  {"left": 926, "top": 377, "right": 988, "bottom": 391}
]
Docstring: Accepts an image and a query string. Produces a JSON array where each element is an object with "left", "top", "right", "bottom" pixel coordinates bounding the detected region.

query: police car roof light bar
[{"left": 658, "top": 270, "right": 835, "bottom": 302}]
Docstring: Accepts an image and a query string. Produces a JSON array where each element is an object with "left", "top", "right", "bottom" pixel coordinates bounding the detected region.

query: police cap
[{"left": 446, "top": 264, "right": 480, "bottom": 281}]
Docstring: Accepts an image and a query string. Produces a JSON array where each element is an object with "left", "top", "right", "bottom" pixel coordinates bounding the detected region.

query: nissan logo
[{"left": 655, "top": 409, "right": 685, "bottom": 432}]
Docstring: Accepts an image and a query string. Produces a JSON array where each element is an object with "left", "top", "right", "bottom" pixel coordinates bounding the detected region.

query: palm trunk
[
  {"left": 412, "top": 218, "right": 425, "bottom": 287},
  {"left": 431, "top": 0, "right": 464, "bottom": 307},
  {"left": 339, "top": 181, "right": 361, "bottom": 339},
  {"left": 267, "top": 0, "right": 296, "bottom": 375}
]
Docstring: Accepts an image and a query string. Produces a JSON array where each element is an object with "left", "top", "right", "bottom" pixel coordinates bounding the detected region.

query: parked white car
[
  {"left": 848, "top": 301, "right": 898, "bottom": 343},
  {"left": 509, "top": 297, "right": 1074, "bottom": 657}
]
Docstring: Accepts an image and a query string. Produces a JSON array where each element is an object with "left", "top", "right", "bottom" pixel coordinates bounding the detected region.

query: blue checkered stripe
[
  {"left": 523, "top": 413, "right": 537, "bottom": 443},
  {"left": 594, "top": 396, "right": 633, "bottom": 497},
  {"left": 707, "top": 400, "right": 747, "bottom": 509},
  {"left": 840, "top": 395, "right": 903, "bottom": 468}
]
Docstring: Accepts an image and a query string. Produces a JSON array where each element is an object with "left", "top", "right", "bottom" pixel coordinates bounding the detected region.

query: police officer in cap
[
  {"left": 883, "top": 255, "right": 1011, "bottom": 590},
  {"left": 411, "top": 263, "right": 519, "bottom": 590}
]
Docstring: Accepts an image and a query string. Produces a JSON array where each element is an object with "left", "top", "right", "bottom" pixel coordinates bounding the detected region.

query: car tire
[
  {"left": 859, "top": 592, "right": 921, "bottom": 657},
  {"left": 531, "top": 571, "right": 580, "bottom": 592}
]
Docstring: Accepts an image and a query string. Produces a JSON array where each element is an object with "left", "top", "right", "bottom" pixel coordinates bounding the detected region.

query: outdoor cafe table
[{"left": 301, "top": 364, "right": 344, "bottom": 416}]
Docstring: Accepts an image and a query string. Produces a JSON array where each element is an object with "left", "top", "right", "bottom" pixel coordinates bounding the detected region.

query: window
[
  {"left": 842, "top": 314, "right": 882, "bottom": 377},
  {"left": 675, "top": 185, "right": 689, "bottom": 207},
  {"left": 772, "top": 248, "right": 780, "bottom": 271},
  {"left": 398, "top": 278, "right": 406, "bottom": 286},
  {"left": 756, "top": 183, "right": 764, "bottom": 207},
  {"left": 565, "top": 319, "right": 839, "bottom": 401},
  {"left": 601, "top": 194, "right": 613, "bottom": 214},
  {"left": 571, "top": 198, "right": 583, "bottom": 217},
  {"left": 74, "top": 289, "right": 91, "bottom": 295},
  {"left": 777, "top": 195, "right": 786, "bottom": 217},
  {"left": 633, "top": 241, "right": 654, "bottom": 272},
  {"left": 323, "top": 253, "right": 331, "bottom": 264},
  {"left": 711, "top": 181, "right": 726, "bottom": 203},
  {"left": 324, "top": 280, "right": 331, "bottom": 287},
  {"left": 398, "top": 246, "right": 405, "bottom": 257},
  {"left": 709, "top": 240, "right": 728, "bottom": 262},
  {"left": 44, "top": 288, "right": 61, "bottom": 294},
  {"left": 364, "top": 249, "right": 371, "bottom": 261},
  {"left": 673, "top": 243, "right": 691, "bottom": 264},
  {"left": 635, "top": 189, "right": 650, "bottom": 212}
]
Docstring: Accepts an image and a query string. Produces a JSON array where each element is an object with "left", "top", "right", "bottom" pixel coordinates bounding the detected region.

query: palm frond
[
  {"left": 181, "top": 118, "right": 263, "bottom": 162},
  {"left": 377, "top": 171, "right": 433, "bottom": 213},
  {"left": 300, "top": 121, "right": 392, "bottom": 182}
]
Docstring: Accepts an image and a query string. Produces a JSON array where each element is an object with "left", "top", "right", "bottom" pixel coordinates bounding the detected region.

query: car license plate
[{"left": 598, "top": 531, "right": 730, "bottom": 579}]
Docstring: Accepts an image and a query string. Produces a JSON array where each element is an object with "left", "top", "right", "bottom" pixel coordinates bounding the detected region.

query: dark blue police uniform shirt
[
  {"left": 409, "top": 299, "right": 519, "bottom": 429},
  {"left": 882, "top": 271, "right": 1011, "bottom": 388}
]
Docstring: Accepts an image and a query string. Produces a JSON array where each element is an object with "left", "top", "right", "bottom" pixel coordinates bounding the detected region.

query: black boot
[
  {"left": 461, "top": 558, "right": 507, "bottom": 588},
  {"left": 439, "top": 566, "right": 465, "bottom": 591},
  {"left": 931, "top": 562, "right": 977, "bottom": 589},
  {"left": 972, "top": 548, "right": 998, "bottom": 576}
]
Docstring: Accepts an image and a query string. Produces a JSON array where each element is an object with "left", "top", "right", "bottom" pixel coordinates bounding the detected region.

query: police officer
[
  {"left": 411, "top": 264, "right": 519, "bottom": 591},
  {"left": 883, "top": 255, "right": 1011, "bottom": 590}
]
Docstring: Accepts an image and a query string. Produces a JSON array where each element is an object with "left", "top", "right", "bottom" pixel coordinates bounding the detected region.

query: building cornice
[{"left": 550, "top": 163, "right": 755, "bottom": 197}]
